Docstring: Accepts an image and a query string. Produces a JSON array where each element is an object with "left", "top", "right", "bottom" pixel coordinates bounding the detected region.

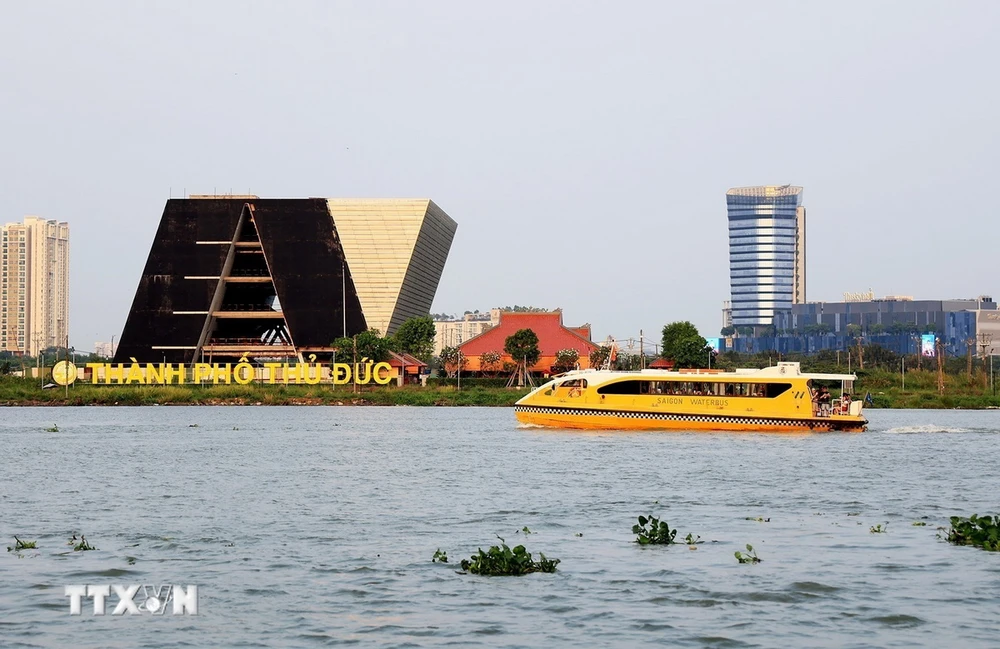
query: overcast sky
[{"left": 2, "top": 1, "right": 997, "bottom": 351}]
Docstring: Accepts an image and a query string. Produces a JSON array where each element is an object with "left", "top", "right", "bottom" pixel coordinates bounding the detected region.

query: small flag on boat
[{"left": 864, "top": 392, "right": 874, "bottom": 405}]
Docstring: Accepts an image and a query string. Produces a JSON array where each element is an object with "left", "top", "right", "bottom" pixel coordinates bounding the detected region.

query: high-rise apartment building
[
  {"left": 433, "top": 309, "right": 501, "bottom": 356},
  {"left": 726, "top": 186, "right": 805, "bottom": 328},
  {"left": 1, "top": 216, "right": 70, "bottom": 356}
]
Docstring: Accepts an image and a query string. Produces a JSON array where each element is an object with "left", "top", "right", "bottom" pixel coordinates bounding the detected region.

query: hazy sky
[{"left": 3, "top": 1, "right": 997, "bottom": 351}]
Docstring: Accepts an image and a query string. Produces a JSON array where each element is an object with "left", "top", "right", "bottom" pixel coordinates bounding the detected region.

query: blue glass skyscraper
[{"left": 726, "top": 186, "right": 805, "bottom": 328}]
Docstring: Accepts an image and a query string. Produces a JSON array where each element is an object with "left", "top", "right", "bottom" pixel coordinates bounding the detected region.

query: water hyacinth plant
[
  {"left": 734, "top": 544, "right": 761, "bottom": 564},
  {"left": 946, "top": 514, "right": 1000, "bottom": 551},
  {"left": 7, "top": 537, "right": 37, "bottom": 552},
  {"left": 72, "top": 535, "right": 96, "bottom": 551},
  {"left": 633, "top": 515, "right": 677, "bottom": 545},
  {"left": 459, "top": 537, "right": 560, "bottom": 576},
  {"left": 432, "top": 549, "right": 448, "bottom": 563},
  {"left": 870, "top": 523, "right": 888, "bottom": 534}
]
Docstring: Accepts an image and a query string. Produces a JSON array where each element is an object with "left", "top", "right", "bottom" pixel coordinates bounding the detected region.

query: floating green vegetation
[
  {"left": 520, "top": 526, "right": 532, "bottom": 535},
  {"left": 574, "top": 532, "right": 583, "bottom": 537},
  {"left": 745, "top": 517, "right": 770, "bottom": 522},
  {"left": 432, "top": 548, "right": 448, "bottom": 563},
  {"left": 946, "top": 514, "right": 1000, "bottom": 551},
  {"left": 734, "top": 544, "right": 761, "bottom": 564},
  {"left": 633, "top": 515, "right": 677, "bottom": 545},
  {"left": 912, "top": 521, "right": 927, "bottom": 527},
  {"left": 870, "top": 523, "right": 888, "bottom": 534},
  {"left": 7, "top": 537, "right": 37, "bottom": 551},
  {"left": 459, "top": 537, "right": 560, "bottom": 576},
  {"left": 72, "top": 535, "right": 96, "bottom": 551},
  {"left": 684, "top": 533, "right": 702, "bottom": 545},
  {"left": 45, "top": 424, "right": 59, "bottom": 432}
]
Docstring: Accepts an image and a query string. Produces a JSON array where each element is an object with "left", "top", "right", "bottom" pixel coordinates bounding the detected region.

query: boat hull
[{"left": 514, "top": 405, "right": 867, "bottom": 433}]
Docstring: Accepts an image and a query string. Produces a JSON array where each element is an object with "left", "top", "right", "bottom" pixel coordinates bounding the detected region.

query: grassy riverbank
[
  {"left": 854, "top": 368, "right": 1000, "bottom": 409},
  {"left": 0, "top": 369, "right": 997, "bottom": 408}
]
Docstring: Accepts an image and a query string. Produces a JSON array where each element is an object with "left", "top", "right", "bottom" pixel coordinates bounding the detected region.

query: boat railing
[{"left": 814, "top": 396, "right": 858, "bottom": 417}]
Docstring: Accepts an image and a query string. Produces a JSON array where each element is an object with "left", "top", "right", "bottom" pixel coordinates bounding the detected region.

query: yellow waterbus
[{"left": 514, "top": 362, "right": 867, "bottom": 432}]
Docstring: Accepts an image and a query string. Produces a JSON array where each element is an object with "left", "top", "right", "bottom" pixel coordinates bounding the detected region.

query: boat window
[
  {"left": 764, "top": 383, "right": 792, "bottom": 398},
  {"left": 716, "top": 382, "right": 791, "bottom": 397},
  {"left": 597, "top": 380, "right": 645, "bottom": 395},
  {"left": 596, "top": 380, "right": 791, "bottom": 398},
  {"left": 560, "top": 379, "right": 587, "bottom": 389}
]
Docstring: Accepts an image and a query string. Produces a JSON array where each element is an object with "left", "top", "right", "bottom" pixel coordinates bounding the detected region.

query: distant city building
[
  {"left": 1, "top": 216, "right": 70, "bottom": 356},
  {"left": 433, "top": 309, "right": 501, "bottom": 356},
  {"left": 94, "top": 341, "right": 119, "bottom": 358},
  {"left": 721, "top": 301, "right": 732, "bottom": 330},
  {"left": 729, "top": 295, "right": 999, "bottom": 357},
  {"left": 726, "top": 185, "right": 805, "bottom": 328},
  {"left": 116, "top": 196, "right": 456, "bottom": 363}
]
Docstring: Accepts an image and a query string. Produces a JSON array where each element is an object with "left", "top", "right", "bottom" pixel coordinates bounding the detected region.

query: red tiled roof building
[{"left": 458, "top": 311, "right": 599, "bottom": 374}]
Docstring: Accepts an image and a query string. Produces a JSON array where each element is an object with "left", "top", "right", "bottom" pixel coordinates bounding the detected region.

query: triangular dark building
[{"left": 116, "top": 196, "right": 457, "bottom": 363}]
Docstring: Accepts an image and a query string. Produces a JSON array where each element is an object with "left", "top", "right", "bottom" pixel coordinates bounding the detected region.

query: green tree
[
  {"left": 505, "top": 329, "right": 540, "bottom": 368},
  {"left": 392, "top": 315, "right": 436, "bottom": 360},
  {"left": 720, "top": 326, "right": 736, "bottom": 336},
  {"left": 331, "top": 329, "right": 392, "bottom": 363},
  {"left": 479, "top": 350, "right": 502, "bottom": 377},
  {"left": 674, "top": 337, "right": 713, "bottom": 368},
  {"left": 552, "top": 348, "right": 580, "bottom": 373},
  {"left": 439, "top": 346, "right": 466, "bottom": 378},
  {"left": 661, "top": 321, "right": 703, "bottom": 358},
  {"left": 589, "top": 345, "right": 611, "bottom": 369},
  {"left": 661, "top": 321, "right": 709, "bottom": 369}
]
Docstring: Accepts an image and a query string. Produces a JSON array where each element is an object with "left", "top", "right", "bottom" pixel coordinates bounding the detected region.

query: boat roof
[{"left": 549, "top": 362, "right": 856, "bottom": 386}]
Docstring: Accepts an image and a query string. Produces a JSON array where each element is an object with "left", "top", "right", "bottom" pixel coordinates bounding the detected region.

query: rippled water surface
[{"left": 2, "top": 406, "right": 1000, "bottom": 648}]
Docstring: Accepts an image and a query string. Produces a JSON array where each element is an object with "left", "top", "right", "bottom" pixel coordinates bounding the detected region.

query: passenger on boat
[{"left": 818, "top": 387, "right": 832, "bottom": 416}]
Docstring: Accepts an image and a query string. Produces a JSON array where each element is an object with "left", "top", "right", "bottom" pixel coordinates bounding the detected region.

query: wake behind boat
[{"left": 514, "top": 362, "right": 867, "bottom": 432}]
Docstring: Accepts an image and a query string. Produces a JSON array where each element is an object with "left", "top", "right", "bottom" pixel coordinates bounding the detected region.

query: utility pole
[
  {"left": 342, "top": 260, "right": 347, "bottom": 338},
  {"left": 978, "top": 332, "right": 993, "bottom": 391},
  {"left": 966, "top": 338, "right": 975, "bottom": 381},
  {"left": 32, "top": 332, "right": 45, "bottom": 387},
  {"left": 65, "top": 334, "right": 70, "bottom": 399}
]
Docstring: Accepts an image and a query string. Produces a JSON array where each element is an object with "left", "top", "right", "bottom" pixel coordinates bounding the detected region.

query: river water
[{"left": 1, "top": 406, "right": 998, "bottom": 648}]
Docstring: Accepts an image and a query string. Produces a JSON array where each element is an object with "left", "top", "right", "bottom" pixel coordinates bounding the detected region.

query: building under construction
[{"left": 115, "top": 196, "right": 457, "bottom": 363}]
